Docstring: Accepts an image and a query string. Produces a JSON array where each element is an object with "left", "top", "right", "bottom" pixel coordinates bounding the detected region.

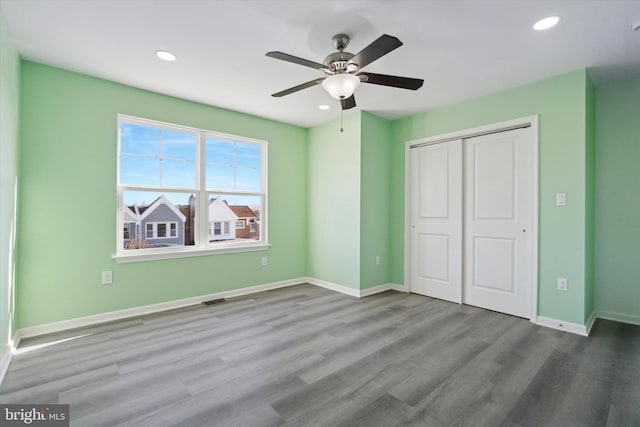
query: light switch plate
[
  {"left": 557, "top": 277, "right": 568, "bottom": 291},
  {"left": 556, "top": 193, "right": 567, "bottom": 206},
  {"left": 102, "top": 271, "right": 113, "bottom": 285}
]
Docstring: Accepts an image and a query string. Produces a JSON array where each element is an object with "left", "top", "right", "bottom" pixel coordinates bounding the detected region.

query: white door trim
[{"left": 404, "top": 115, "right": 539, "bottom": 322}]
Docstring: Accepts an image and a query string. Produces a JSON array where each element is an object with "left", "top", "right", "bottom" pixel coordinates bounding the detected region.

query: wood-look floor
[{"left": 1, "top": 284, "right": 638, "bottom": 427}]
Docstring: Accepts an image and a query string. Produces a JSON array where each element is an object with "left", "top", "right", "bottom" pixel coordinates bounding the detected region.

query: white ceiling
[{"left": 2, "top": 0, "right": 639, "bottom": 128}]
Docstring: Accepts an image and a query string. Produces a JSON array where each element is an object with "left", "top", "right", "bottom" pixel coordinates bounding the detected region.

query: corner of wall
[
  {"left": 359, "top": 112, "right": 392, "bottom": 290},
  {"left": 584, "top": 72, "right": 596, "bottom": 323},
  {"left": 0, "top": 3, "right": 21, "bottom": 383}
]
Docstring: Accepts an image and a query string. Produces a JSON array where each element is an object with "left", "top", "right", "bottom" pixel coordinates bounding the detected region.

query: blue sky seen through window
[
  {"left": 206, "top": 137, "right": 261, "bottom": 191},
  {"left": 120, "top": 123, "right": 261, "bottom": 194}
]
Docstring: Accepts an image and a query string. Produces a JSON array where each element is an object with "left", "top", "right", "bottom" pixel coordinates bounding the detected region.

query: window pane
[
  {"left": 235, "top": 142, "right": 261, "bottom": 168},
  {"left": 162, "top": 159, "right": 196, "bottom": 188},
  {"left": 120, "top": 156, "right": 160, "bottom": 186},
  {"left": 208, "top": 194, "right": 261, "bottom": 244},
  {"left": 123, "top": 191, "right": 196, "bottom": 250},
  {"left": 205, "top": 138, "right": 262, "bottom": 192},
  {"left": 162, "top": 130, "right": 196, "bottom": 161},
  {"left": 206, "top": 137, "right": 234, "bottom": 165},
  {"left": 235, "top": 167, "right": 261, "bottom": 191},
  {"left": 121, "top": 123, "right": 160, "bottom": 156},
  {"left": 206, "top": 165, "right": 234, "bottom": 190}
]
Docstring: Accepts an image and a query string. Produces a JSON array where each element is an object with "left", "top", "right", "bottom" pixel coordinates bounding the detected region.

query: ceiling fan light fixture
[{"left": 322, "top": 74, "right": 360, "bottom": 100}]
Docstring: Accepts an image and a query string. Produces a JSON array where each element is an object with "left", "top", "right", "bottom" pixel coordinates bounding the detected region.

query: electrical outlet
[
  {"left": 102, "top": 271, "right": 113, "bottom": 285},
  {"left": 557, "top": 277, "right": 568, "bottom": 291},
  {"left": 261, "top": 257, "right": 268, "bottom": 267},
  {"left": 375, "top": 256, "right": 381, "bottom": 266}
]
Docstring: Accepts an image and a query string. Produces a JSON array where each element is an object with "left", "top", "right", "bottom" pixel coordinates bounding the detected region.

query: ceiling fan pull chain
[{"left": 340, "top": 107, "right": 344, "bottom": 132}]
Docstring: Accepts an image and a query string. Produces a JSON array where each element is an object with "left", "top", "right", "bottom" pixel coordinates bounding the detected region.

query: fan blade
[
  {"left": 266, "top": 51, "right": 327, "bottom": 71},
  {"left": 359, "top": 72, "right": 424, "bottom": 90},
  {"left": 271, "top": 78, "right": 325, "bottom": 97},
  {"left": 340, "top": 95, "right": 356, "bottom": 110},
  {"left": 349, "top": 34, "right": 403, "bottom": 69}
]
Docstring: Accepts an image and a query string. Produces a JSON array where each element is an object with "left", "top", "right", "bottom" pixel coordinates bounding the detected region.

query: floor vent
[{"left": 202, "top": 298, "right": 227, "bottom": 306}]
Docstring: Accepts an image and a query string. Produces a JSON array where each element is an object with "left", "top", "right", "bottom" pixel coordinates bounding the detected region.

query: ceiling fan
[{"left": 266, "top": 34, "right": 424, "bottom": 110}]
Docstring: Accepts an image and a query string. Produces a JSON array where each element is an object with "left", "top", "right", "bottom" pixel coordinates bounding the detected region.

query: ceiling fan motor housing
[
  {"left": 325, "top": 34, "right": 359, "bottom": 74},
  {"left": 324, "top": 51, "right": 358, "bottom": 73}
]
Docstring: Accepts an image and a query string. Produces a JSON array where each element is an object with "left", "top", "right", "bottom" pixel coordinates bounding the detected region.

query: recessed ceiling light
[
  {"left": 533, "top": 16, "right": 560, "bottom": 31},
  {"left": 156, "top": 50, "right": 177, "bottom": 61},
  {"left": 318, "top": 104, "right": 331, "bottom": 110}
]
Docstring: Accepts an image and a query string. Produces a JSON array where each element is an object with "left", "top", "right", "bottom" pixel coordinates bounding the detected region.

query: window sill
[{"left": 113, "top": 242, "right": 270, "bottom": 264}]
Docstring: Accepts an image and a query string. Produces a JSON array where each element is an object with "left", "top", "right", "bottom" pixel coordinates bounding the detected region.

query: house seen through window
[{"left": 118, "top": 115, "right": 266, "bottom": 256}]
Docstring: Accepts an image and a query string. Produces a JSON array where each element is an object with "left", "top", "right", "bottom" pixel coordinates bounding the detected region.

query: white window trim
[
  {"left": 236, "top": 219, "right": 246, "bottom": 229},
  {"left": 115, "top": 114, "right": 268, "bottom": 263},
  {"left": 115, "top": 242, "right": 271, "bottom": 263}
]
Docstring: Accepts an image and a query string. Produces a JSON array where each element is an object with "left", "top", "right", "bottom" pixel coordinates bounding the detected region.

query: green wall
[
  {"left": 307, "top": 113, "right": 361, "bottom": 289},
  {"left": 594, "top": 76, "right": 640, "bottom": 324},
  {"left": 0, "top": 7, "right": 20, "bottom": 362},
  {"left": 307, "top": 111, "right": 393, "bottom": 291},
  {"left": 390, "top": 69, "right": 592, "bottom": 324},
  {"left": 10, "top": 56, "right": 634, "bottom": 332},
  {"left": 17, "top": 61, "right": 308, "bottom": 328},
  {"left": 360, "top": 112, "right": 391, "bottom": 289}
]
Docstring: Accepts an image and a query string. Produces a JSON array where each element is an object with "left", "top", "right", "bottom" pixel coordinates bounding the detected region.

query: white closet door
[
  {"left": 463, "top": 128, "right": 533, "bottom": 318},
  {"left": 410, "top": 140, "right": 462, "bottom": 303}
]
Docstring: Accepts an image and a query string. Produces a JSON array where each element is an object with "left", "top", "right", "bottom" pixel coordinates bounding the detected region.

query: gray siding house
[{"left": 124, "top": 195, "right": 187, "bottom": 249}]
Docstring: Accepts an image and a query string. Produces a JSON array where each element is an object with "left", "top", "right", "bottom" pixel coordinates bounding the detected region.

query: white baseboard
[
  {"left": 360, "top": 283, "right": 406, "bottom": 297},
  {"left": 305, "top": 278, "right": 406, "bottom": 298},
  {"left": 17, "top": 277, "right": 307, "bottom": 340},
  {"left": 596, "top": 310, "right": 640, "bottom": 326},
  {"left": 304, "top": 277, "right": 360, "bottom": 297},
  {"left": 535, "top": 316, "right": 590, "bottom": 336},
  {"left": 585, "top": 310, "right": 597, "bottom": 336}
]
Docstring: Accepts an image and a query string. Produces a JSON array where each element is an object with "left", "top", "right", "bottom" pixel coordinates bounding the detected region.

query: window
[
  {"left": 144, "top": 222, "right": 178, "bottom": 239},
  {"left": 117, "top": 115, "right": 267, "bottom": 261}
]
